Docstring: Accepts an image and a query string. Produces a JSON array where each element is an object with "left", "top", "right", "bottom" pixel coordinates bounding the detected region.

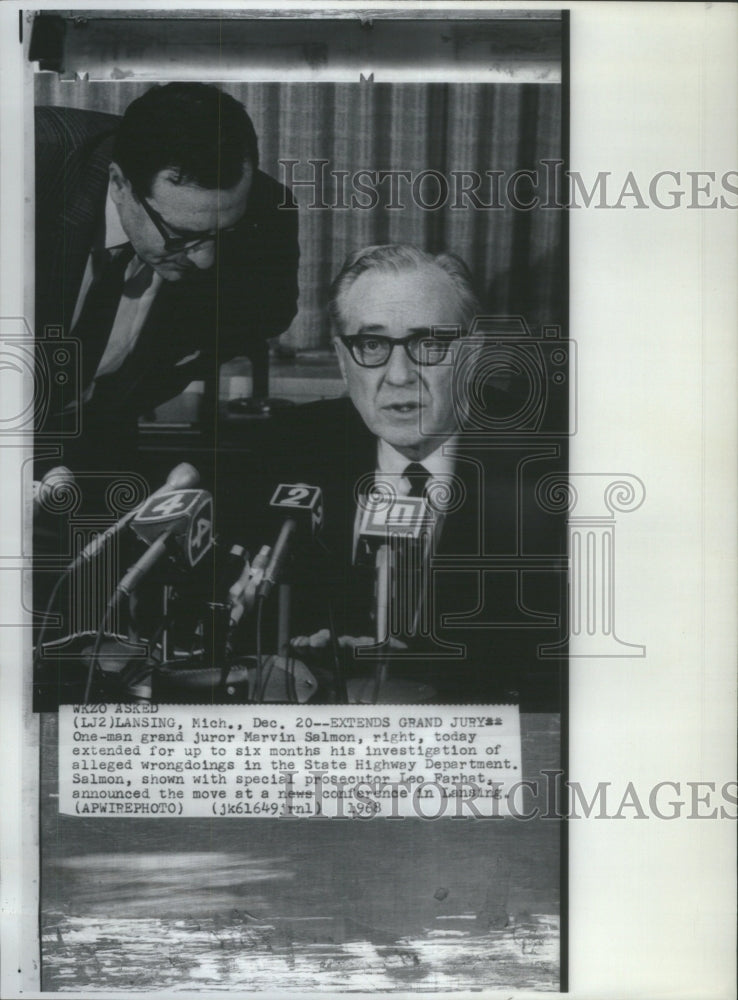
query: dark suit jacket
[
  {"left": 221, "top": 397, "right": 566, "bottom": 708},
  {"left": 35, "top": 105, "right": 299, "bottom": 465}
]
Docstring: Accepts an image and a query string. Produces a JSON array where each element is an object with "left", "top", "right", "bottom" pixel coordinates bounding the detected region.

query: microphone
[
  {"left": 257, "top": 484, "right": 323, "bottom": 600},
  {"left": 228, "top": 544, "right": 271, "bottom": 628},
  {"left": 33, "top": 466, "right": 76, "bottom": 518},
  {"left": 357, "top": 492, "right": 437, "bottom": 651},
  {"left": 32, "top": 466, "right": 80, "bottom": 672},
  {"left": 356, "top": 492, "right": 434, "bottom": 556},
  {"left": 71, "top": 463, "right": 200, "bottom": 568},
  {"left": 82, "top": 487, "right": 213, "bottom": 704},
  {"left": 35, "top": 464, "right": 200, "bottom": 675},
  {"left": 119, "top": 488, "right": 213, "bottom": 596},
  {"left": 152, "top": 462, "right": 200, "bottom": 494},
  {"left": 211, "top": 543, "right": 247, "bottom": 604},
  {"left": 202, "top": 542, "right": 247, "bottom": 682}
]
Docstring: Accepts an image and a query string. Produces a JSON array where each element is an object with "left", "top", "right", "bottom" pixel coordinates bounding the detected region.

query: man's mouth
[
  {"left": 382, "top": 401, "right": 422, "bottom": 416},
  {"left": 382, "top": 400, "right": 422, "bottom": 421},
  {"left": 157, "top": 261, "right": 191, "bottom": 278}
]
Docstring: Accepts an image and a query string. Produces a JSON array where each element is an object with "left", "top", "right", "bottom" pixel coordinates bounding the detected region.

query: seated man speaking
[
  {"left": 237, "top": 244, "right": 565, "bottom": 707},
  {"left": 35, "top": 82, "right": 298, "bottom": 469}
]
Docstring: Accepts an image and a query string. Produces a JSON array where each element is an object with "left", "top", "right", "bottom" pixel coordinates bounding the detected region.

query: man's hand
[{"left": 290, "top": 630, "right": 407, "bottom": 652}]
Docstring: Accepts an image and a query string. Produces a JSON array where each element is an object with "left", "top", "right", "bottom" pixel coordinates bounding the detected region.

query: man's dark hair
[{"left": 112, "top": 82, "right": 259, "bottom": 195}]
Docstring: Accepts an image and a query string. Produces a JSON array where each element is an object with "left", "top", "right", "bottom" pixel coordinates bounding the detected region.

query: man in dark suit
[
  {"left": 235, "top": 245, "right": 566, "bottom": 707},
  {"left": 35, "top": 82, "right": 299, "bottom": 470},
  {"left": 33, "top": 243, "right": 563, "bottom": 708}
]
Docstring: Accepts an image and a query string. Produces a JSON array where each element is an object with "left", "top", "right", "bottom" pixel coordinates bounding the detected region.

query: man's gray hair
[{"left": 328, "top": 243, "right": 480, "bottom": 336}]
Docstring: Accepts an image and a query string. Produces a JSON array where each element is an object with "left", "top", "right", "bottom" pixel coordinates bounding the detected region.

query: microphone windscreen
[
  {"left": 163, "top": 462, "right": 200, "bottom": 491},
  {"left": 35, "top": 466, "right": 77, "bottom": 516}
]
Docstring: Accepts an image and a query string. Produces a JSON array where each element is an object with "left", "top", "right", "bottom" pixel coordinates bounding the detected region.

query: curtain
[{"left": 35, "top": 77, "right": 563, "bottom": 349}]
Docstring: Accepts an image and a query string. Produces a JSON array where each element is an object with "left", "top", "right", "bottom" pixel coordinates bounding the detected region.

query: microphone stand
[
  {"left": 207, "top": 602, "right": 231, "bottom": 699},
  {"left": 161, "top": 584, "right": 171, "bottom": 665},
  {"left": 371, "top": 543, "right": 392, "bottom": 704},
  {"left": 327, "top": 601, "right": 348, "bottom": 704},
  {"left": 253, "top": 582, "right": 292, "bottom": 702},
  {"left": 277, "top": 583, "right": 291, "bottom": 659}
]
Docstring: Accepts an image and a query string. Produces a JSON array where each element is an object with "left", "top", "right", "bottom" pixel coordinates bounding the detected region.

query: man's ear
[
  {"left": 333, "top": 338, "right": 348, "bottom": 384},
  {"left": 108, "top": 162, "right": 130, "bottom": 205}
]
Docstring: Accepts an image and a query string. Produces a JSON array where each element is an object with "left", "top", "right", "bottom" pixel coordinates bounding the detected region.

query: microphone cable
[
  {"left": 254, "top": 594, "right": 266, "bottom": 702},
  {"left": 326, "top": 600, "right": 348, "bottom": 703},
  {"left": 33, "top": 570, "right": 71, "bottom": 675},
  {"left": 35, "top": 464, "right": 200, "bottom": 680},
  {"left": 84, "top": 520, "right": 181, "bottom": 703},
  {"left": 33, "top": 534, "right": 118, "bottom": 675},
  {"left": 83, "top": 588, "right": 126, "bottom": 704}
]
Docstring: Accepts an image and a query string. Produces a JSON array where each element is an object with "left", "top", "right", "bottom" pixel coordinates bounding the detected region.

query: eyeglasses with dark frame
[
  {"left": 337, "top": 329, "right": 461, "bottom": 368},
  {"left": 135, "top": 190, "right": 236, "bottom": 254}
]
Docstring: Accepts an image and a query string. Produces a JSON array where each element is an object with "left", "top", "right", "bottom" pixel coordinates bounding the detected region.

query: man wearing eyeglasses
[
  {"left": 236, "top": 244, "right": 564, "bottom": 706},
  {"left": 331, "top": 244, "right": 473, "bottom": 473},
  {"left": 35, "top": 82, "right": 298, "bottom": 467}
]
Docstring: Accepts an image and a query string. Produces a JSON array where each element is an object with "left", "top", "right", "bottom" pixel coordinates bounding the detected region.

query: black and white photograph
[
  {"left": 0, "top": 3, "right": 735, "bottom": 999},
  {"left": 26, "top": 7, "right": 566, "bottom": 994},
  {"left": 30, "top": 13, "right": 567, "bottom": 714}
]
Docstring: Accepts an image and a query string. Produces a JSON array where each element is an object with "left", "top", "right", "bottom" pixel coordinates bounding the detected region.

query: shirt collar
[
  {"left": 104, "top": 183, "right": 130, "bottom": 250},
  {"left": 377, "top": 435, "right": 458, "bottom": 481}
]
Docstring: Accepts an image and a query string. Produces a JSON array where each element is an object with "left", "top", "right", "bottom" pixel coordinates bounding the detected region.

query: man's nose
[
  {"left": 384, "top": 343, "right": 418, "bottom": 384},
  {"left": 184, "top": 241, "right": 216, "bottom": 270}
]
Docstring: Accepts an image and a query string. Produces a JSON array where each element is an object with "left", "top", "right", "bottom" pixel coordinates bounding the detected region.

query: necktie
[
  {"left": 74, "top": 244, "right": 136, "bottom": 389},
  {"left": 403, "top": 462, "right": 431, "bottom": 498}
]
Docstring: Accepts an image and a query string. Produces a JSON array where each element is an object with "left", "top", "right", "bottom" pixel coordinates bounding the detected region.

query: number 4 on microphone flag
[
  {"left": 130, "top": 488, "right": 213, "bottom": 568},
  {"left": 187, "top": 497, "right": 213, "bottom": 567}
]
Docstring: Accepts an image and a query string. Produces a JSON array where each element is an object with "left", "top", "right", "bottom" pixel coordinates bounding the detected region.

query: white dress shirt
[
  {"left": 71, "top": 186, "right": 162, "bottom": 399},
  {"left": 376, "top": 436, "right": 458, "bottom": 497}
]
